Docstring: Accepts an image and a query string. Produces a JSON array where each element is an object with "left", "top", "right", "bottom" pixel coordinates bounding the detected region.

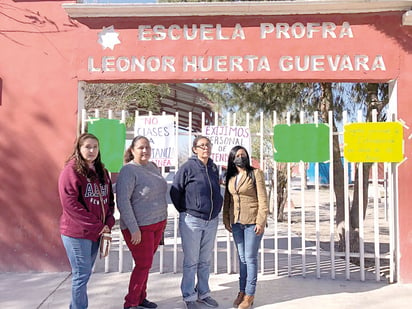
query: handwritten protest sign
[
  {"left": 134, "top": 115, "right": 176, "bottom": 167},
  {"left": 203, "top": 126, "right": 251, "bottom": 165}
]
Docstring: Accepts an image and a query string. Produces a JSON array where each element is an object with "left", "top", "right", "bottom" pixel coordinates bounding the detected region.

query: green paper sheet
[
  {"left": 273, "top": 123, "right": 330, "bottom": 162},
  {"left": 88, "top": 118, "right": 126, "bottom": 172}
]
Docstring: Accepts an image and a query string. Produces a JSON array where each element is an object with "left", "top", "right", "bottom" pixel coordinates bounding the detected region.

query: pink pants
[{"left": 122, "top": 220, "right": 166, "bottom": 308}]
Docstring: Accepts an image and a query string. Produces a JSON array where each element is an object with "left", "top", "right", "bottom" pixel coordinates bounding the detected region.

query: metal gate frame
[{"left": 83, "top": 108, "right": 398, "bottom": 283}]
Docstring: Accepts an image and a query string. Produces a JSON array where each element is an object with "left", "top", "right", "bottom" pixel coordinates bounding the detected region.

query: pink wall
[
  {"left": 1, "top": 1, "right": 81, "bottom": 271},
  {"left": 396, "top": 44, "right": 412, "bottom": 283},
  {"left": 1, "top": 0, "right": 412, "bottom": 281}
]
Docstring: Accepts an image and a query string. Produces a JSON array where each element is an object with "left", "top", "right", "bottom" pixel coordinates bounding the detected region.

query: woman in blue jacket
[{"left": 170, "top": 135, "right": 223, "bottom": 309}]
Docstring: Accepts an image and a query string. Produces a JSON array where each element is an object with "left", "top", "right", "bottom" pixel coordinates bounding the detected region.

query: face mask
[{"left": 233, "top": 156, "right": 248, "bottom": 168}]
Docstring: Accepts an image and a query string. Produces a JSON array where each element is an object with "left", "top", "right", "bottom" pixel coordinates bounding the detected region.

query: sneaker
[
  {"left": 185, "top": 301, "right": 199, "bottom": 309},
  {"left": 197, "top": 296, "right": 219, "bottom": 308},
  {"left": 139, "top": 299, "right": 157, "bottom": 308}
]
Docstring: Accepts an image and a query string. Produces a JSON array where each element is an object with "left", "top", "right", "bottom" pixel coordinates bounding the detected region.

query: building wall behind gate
[{"left": 1, "top": 0, "right": 412, "bottom": 282}]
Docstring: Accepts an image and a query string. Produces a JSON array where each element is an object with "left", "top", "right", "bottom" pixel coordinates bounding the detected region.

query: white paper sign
[
  {"left": 202, "top": 126, "right": 251, "bottom": 165},
  {"left": 134, "top": 115, "right": 176, "bottom": 167}
]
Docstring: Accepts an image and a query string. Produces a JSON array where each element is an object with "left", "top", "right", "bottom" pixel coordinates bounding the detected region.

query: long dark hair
[
  {"left": 225, "top": 145, "right": 255, "bottom": 191},
  {"left": 124, "top": 136, "right": 150, "bottom": 163},
  {"left": 66, "top": 133, "right": 106, "bottom": 184}
]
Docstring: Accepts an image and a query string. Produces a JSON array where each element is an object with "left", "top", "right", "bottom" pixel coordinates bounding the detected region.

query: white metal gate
[{"left": 83, "top": 108, "right": 398, "bottom": 283}]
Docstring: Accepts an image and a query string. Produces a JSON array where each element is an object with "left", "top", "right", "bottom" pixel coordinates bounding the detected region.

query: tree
[
  {"left": 200, "top": 81, "right": 389, "bottom": 257},
  {"left": 83, "top": 83, "right": 170, "bottom": 126},
  {"left": 199, "top": 82, "right": 310, "bottom": 156},
  {"left": 325, "top": 83, "right": 388, "bottom": 259},
  {"left": 199, "top": 82, "right": 303, "bottom": 218}
]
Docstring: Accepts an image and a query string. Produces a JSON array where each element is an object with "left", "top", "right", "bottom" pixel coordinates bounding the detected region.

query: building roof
[{"left": 161, "top": 83, "right": 214, "bottom": 132}]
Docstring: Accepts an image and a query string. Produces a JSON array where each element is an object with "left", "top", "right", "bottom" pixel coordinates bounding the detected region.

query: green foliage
[
  {"left": 199, "top": 82, "right": 312, "bottom": 158},
  {"left": 199, "top": 81, "right": 389, "bottom": 158},
  {"left": 83, "top": 83, "right": 170, "bottom": 126},
  {"left": 200, "top": 82, "right": 388, "bottom": 123}
]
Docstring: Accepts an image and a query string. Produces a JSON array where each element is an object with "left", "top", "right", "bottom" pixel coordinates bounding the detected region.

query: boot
[
  {"left": 238, "top": 295, "right": 254, "bottom": 309},
  {"left": 233, "top": 292, "right": 245, "bottom": 308}
]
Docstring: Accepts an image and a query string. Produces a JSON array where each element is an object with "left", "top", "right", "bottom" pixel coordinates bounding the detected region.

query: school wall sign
[
  {"left": 1, "top": 0, "right": 412, "bottom": 283},
  {"left": 86, "top": 21, "right": 387, "bottom": 76},
  {"left": 75, "top": 17, "right": 399, "bottom": 82}
]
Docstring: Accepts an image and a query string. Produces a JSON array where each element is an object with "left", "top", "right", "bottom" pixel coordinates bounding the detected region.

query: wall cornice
[{"left": 62, "top": 0, "right": 412, "bottom": 24}]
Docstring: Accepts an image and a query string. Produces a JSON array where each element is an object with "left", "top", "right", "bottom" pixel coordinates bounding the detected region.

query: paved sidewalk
[{"left": 1, "top": 271, "right": 412, "bottom": 309}]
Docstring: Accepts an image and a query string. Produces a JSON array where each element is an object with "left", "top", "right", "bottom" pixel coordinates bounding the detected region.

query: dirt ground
[
  {"left": 269, "top": 177, "right": 392, "bottom": 278},
  {"left": 278, "top": 178, "right": 391, "bottom": 245}
]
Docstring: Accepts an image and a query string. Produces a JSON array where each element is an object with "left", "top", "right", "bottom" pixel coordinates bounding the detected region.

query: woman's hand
[
  {"left": 100, "top": 225, "right": 110, "bottom": 234},
  {"left": 224, "top": 224, "right": 232, "bottom": 233},
  {"left": 254, "top": 224, "right": 264, "bottom": 235},
  {"left": 131, "top": 228, "right": 142, "bottom": 245}
]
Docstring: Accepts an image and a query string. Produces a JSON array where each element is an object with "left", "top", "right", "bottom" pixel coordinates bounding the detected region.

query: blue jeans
[
  {"left": 61, "top": 235, "right": 99, "bottom": 309},
  {"left": 179, "top": 212, "right": 219, "bottom": 302},
  {"left": 231, "top": 223, "right": 263, "bottom": 296}
]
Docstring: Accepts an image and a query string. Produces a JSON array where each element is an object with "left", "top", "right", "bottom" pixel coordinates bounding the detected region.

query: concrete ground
[
  {"left": 3, "top": 178, "right": 408, "bottom": 308},
  {"left": 1, "top": 271, "right": 412, "bottom": 309}
]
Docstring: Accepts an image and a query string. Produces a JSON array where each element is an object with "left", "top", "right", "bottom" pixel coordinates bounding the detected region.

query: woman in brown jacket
[{"left": 223, "top": 146, "right": 268, "bottom": 309}]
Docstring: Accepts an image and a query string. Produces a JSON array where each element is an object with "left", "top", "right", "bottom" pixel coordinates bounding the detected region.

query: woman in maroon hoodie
[{"left": 58, "top": 133, "right": 115, "bottom": 309}]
